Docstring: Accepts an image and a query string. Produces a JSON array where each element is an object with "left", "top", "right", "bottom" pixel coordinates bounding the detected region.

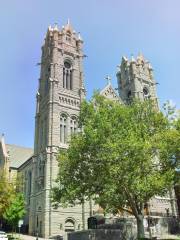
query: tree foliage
[
  {"left": 0, "top": 170, "right": 15, "bottom": 218},
  {"left": 3, "top": 193, "right": 25, "bottom": 231},
  {"left": 52, "top": 94, "right": 180, "bottom": 238},
  {"left": 0, "top": 170, "right": 25, "bottom": 231}
]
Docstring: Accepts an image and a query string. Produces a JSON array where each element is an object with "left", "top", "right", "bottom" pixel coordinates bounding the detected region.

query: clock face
[{"left": 64, "top": 61, "right": 71, "bottom": 69}]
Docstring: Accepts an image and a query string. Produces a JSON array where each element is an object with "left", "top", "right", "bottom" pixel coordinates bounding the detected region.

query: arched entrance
[{"left": 64, "top": 218, "right": 75, "bottom": 233}]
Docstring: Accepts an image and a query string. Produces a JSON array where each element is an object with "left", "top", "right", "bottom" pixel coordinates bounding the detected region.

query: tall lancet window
[
  {"left": 70, "top": 116, "right": 77, "bottom": 135},
  {"left": 63, "top": 61, "right": 73, "bottom": 90},
  {"left": 60, "top": 114, "right": 67, "bottom": 143}
]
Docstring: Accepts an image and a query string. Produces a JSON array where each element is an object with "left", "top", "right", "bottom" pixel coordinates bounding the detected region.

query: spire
[
  {"left": 105, "top": 75, "right": 111, "bottom": 85},
  {"left": 67, "top": 18, "right": 70, "bottom": 26},
  {"left": 65, "top": 19, "right": 73, "bottom": 32},
  {"left": 0, "top": 133, "right": 8, "bottom": 157}
]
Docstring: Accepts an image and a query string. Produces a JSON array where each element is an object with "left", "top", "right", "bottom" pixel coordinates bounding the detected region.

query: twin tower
[{"left": 30, "top": 22, "right": 158, "bottom": 238}]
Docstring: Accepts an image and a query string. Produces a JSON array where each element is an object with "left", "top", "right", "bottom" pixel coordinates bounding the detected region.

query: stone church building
[{"left": 0, "top": 21, "right": 178, "bottom": 238}]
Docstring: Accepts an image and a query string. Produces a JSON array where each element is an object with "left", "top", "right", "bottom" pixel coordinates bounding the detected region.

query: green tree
[
  {"left": 3, "top": 193, "right": 25, "bottom": 232},
  {"left": 52, "top": 94, "right": 180, "bottom": 239},
  {"left": 0, "top": 170, "right": 15, "bottom": 218}
]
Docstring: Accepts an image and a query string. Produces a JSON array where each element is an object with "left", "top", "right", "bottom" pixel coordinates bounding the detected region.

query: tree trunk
[
  {"left": 82, "top": 199, "right": 85, "bottom": 230},
  {"left": 136, "top": 215, "right": 145, "bottom": 239},
  {"left": 89, "top": 198, "right": 93, "bottom": 217}
]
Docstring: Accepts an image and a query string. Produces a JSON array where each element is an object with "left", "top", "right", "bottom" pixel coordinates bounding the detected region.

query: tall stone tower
[
  {"left": 116, "top": 54, "right": 158, "bottom": 106},
  {"left": 116, "top": 54, "right": 178, "bottom": 218},
  {"left": 30, "top": 21, "right": 87, "bottom": 238}
]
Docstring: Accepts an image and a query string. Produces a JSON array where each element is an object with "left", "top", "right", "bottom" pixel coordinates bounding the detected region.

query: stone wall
[{"left": 68, "top": 229, "right": 136, "bottom": 240}]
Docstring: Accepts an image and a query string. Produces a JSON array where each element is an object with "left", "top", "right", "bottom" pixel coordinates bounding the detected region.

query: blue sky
[{"left": 0, "top": 0, "right": 179, "bottom": 147}]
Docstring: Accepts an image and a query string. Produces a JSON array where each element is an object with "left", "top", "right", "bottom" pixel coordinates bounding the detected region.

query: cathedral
[{"left": 0, "top": 21, "right": 178, "bottom": 239}]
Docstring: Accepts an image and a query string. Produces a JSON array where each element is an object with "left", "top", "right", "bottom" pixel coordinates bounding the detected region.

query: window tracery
[
  {"left": 70, "top": 116, "right": 77, "bottom": 135},
  {"left": 60, "top": 114, "right": 67, "bottom": 143},
  {"left": 63, "top": 61, "right": 73, "bottom": 90}
]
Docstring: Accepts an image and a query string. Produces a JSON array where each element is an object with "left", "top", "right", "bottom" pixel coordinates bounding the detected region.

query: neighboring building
[
  {"left": 0, "top": 135, "right": 33, "bottom": 182},
  {"left": 0, "top": 21, "right": 178, "bottom": 238}
]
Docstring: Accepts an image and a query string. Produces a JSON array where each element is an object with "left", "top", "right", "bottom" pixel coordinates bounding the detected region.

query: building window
[
  {"left": 27, "top": 171, "right": 32, "bottom": 204},
  {"left": 143, "top": 87, "right": 150, "bottom": 99},
  {"left": 70, "top": 116, "right": 77, "bottom": 135},
  {"left": 60, "top": 114, "right": 67, "bottom": 143},
  {"left": 127, "top": 90, "right": 131, "bottom": 99},
  {"left": 126, "top": 90, "right": 132, "bottom": 104},
  {"left": 66, "top": 31, "right": 71, "bottom": 43},
  {"left": 63, "top": 61, "right": 73, "bottom": 90}
]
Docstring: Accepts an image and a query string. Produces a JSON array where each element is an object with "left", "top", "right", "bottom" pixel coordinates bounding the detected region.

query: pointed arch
[
  {"left": 70, "top": 115, "right": 78, "bottom": 135},
  {"left": 63, "top": 59, "right": 73, "bottom": 90},
  {"left": 60, "top": 113, "right": 68, "bottom": 143}
]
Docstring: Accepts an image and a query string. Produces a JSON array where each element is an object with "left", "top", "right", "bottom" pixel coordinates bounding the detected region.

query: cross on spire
[{"left": 105, "top": 75, "right": 111, "bottom": 85}]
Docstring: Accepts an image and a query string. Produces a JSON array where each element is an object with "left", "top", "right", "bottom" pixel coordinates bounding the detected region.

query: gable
[{"left": 100, "top": 84, "right": 122, "bottom": 102}]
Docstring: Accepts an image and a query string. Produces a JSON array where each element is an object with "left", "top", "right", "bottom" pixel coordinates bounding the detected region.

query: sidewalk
[
  {"left": 18, "top": 234, "right": 47, "bottom": 240},
  {"left": 18, "top": 233, "right": 180, "bottom": 240}
]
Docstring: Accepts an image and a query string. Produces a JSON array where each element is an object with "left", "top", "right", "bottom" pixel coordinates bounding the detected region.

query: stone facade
[
  {"left": 0, "top": 22, "right": 178, "bottom": 239},
  {"left": 0, "top": 136, "right": 33, "bottom": 182},
  {"left": 116, "top": 54, "right": 158, "bottom": 109},
  {"left": 28, "top": 22, "right": 91, "bottom": 239}
]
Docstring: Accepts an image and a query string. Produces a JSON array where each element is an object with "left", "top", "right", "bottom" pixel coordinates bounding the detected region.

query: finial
[
  {"left": 105, "top": 75, "right": 111, "bottom": 85},
  {"left": 65, "top": 19, "right": 73, "bottom": 32},
  {"left": 137, "top": 52, "right": 144, "bottom": 61},
  {"left": 54, "top": 22, "right": 58, "bottom": 31},
  {"left": 78, "top": 32, "right": 83, "bottom": 41},
  {"left": 148, "top": 63, "right": 153, "bottom": 70},
  {"left": 131, "top": 54, "right": 135, "bottom": 63},
  {"left": 48, "top": 25, "right": 52, "bottom": 31},
  {"left": 116, "top": 65, "right": 121, "bottom": 72},
  {"left": 122, "top": 56, "right": 128, "bottom": 62}
]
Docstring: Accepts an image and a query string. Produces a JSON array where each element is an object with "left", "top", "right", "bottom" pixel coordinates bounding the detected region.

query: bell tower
[
  {"left": 34, "top": 21, "right": 85, "bottom": 154},
  {"left": 31, "top": 21, "right": 86, "bottom": 238},
  {"left": 116, "top": 54, "right": 158, "bottom": 107}
]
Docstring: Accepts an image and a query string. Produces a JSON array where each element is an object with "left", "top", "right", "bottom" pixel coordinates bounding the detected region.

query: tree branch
[{"left": 123, "top": 186, "right": 139, "bottom": 218}]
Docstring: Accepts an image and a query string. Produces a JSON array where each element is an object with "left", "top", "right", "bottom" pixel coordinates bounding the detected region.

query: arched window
[
  {"left": 63, "top": 61, "right": 73, "bottom": 90},
  {"left": 60, "top": 114, "right": 67, "bottom": 143},
  {"left": 70, "top": 116, "right": 77, "bottom": 135},
  {"left": 143, "top": 87, "right": 150, "bottom": 99}
]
